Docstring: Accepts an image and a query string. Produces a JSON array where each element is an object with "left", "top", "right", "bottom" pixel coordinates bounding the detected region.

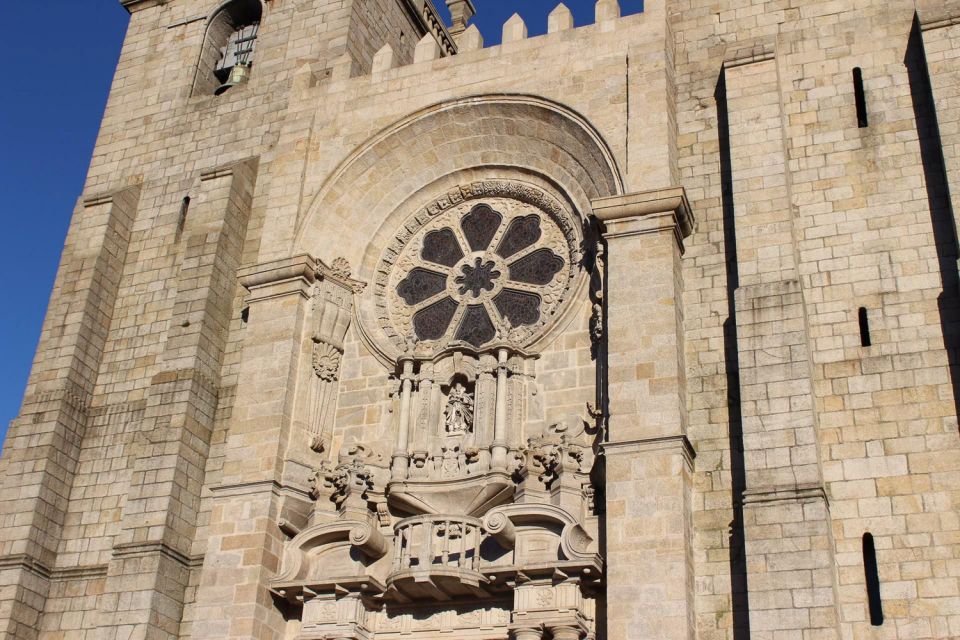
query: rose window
[{"left": 387, "top": 198, "right": 573, "bottom": 351}]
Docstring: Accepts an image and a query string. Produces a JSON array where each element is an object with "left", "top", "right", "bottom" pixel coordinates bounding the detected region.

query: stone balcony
[{"left": 386, "top": 514, "right": 489, "bottom": 599}]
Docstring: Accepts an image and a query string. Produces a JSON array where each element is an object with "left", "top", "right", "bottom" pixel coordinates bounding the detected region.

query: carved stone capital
[
  {"left": 592, "top": 187, "right": 694, "bottom": 251},
  {"left": 510, "top": 625, "right": 545, "bottom": 640},
  {"left": 238, "top": 254, "right": 318, "bottom": 303}
]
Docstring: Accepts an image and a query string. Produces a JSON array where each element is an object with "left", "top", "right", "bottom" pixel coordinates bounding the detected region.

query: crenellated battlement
[
  {"left": 377, "top": 1, "right": 639, "bottom": 73},
  {"left": 295, "top": 0, "right": 650, "bottom": 95}
]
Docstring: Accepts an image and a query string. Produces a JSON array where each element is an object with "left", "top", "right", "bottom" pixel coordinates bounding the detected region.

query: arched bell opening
[{"left": 192, "top": 0, "right": 263, "bottom": 96}]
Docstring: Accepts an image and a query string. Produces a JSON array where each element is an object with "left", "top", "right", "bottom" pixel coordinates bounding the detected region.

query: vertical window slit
[
  {"left": 854, "top": 67, "right": 868, "bottom": 128},
  {"left": 863, "top": 533, "right": 883, "bottom": 626},
  {"left": 176, "top": 196, "right": 190, "bottom": 241},
  {"left": 241, "top": 306, "right": 250, "bottom": 324},
  {"left": 858, "top": 307, "right": 871, "bottom": 347}
]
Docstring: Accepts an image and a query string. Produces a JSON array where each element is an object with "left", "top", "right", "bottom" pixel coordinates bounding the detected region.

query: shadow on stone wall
[
  {"left": 715, "top": 71, "right": 751, "bottom": 640},
  {"left": 905, "top": 17, "right": 960, "bottom": 429}
]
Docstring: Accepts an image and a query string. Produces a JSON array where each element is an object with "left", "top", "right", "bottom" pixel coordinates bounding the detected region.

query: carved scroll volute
[{"left": 308, "top": 258, "right": 366, "bottom": 453}]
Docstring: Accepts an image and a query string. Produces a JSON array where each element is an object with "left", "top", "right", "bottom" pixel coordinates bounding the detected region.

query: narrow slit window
[
  {"left": 176, "top": 196, "right": 190, "bottom": 240},
  {"left": 854, "top": 67, "right": 868, "bottom": 128},
  {"left": 863, "top": 533, "right": 883, "bottom": 626},
  {"left": 241, "top": 306, "right": 250, "bottom": 324},
  {"left": 858, "top": 307, "right": 871, "bottom": 347}
]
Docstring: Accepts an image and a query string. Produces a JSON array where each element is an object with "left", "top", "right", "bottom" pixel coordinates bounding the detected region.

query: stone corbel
[{"left": 591, "top": 186, "right": 694, "bottom": 253}]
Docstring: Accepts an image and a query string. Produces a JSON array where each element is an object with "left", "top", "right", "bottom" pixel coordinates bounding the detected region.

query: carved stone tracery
[{"left": 372, "top": 181, "right": 583, "bottom": 360}]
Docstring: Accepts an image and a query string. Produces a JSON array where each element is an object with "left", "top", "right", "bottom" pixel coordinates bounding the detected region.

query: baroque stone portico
[{"left": 4, "top": 0, "right": 960, "bottom": 639}]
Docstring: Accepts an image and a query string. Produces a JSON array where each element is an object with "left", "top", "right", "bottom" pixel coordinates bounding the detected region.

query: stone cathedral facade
[{"left": 4, "top": 0, "right": 960, "bottom": 638}]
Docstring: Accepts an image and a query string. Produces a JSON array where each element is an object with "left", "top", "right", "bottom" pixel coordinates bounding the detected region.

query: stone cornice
[
  {"left": 602, "top": 435, "right": 696, "bottom": 470},
  {"left": 120, "top": 0, "right": 168, "bottom": 13},
  {"left": 920, "top": 12, "right": 960, "bottom": 31},
  {"left": 722, "top": 36, "right": 776, "bottom": 68},
  {"left": 239, "top": 254, "right": 318, "bottom": 302},
  {"left": 592, "top": 187, "right": 694, "bottom": 250},
  {"left": 742, "top": 483, "right": 828, "bottom": 507}
]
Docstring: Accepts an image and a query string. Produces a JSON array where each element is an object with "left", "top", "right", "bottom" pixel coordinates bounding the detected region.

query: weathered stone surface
[{"left": 3, "top": 1, "right": 960, "bottom": 639}]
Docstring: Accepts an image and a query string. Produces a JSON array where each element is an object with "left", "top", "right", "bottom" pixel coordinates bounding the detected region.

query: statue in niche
[{"left": 444, "top": 383, "right": 474, "bottom": 435}]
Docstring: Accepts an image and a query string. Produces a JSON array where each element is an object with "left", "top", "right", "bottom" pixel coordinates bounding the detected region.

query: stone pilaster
[
  {"left": 722, "top": 44, "right": 841, "bottom": 640},
  {"left": 593, "top": 187, "right": 695, "bottom": 640},
  {"left": 190, "top": 254, "right": 317, "bottom": 639},
  {"left": 0, "top": 186, "right": 138, "bottom": 640}
]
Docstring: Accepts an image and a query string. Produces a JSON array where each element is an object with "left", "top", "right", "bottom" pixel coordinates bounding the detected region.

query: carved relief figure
[{"left": 444, "top": 383, "right": 474, "bottom": 435}]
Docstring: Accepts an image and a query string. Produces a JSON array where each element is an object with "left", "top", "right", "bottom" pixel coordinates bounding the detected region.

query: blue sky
[{"left": 0, "top": 0, "right": 641, "bottom": 445}]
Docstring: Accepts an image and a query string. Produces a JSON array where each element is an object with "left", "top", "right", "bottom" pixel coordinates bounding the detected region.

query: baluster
[
  {"left": 459, "top": 521, "right": 468, "bottom": 568},
  {"left": 441, "top": 520, "right": 451, "bottom": 566},
  {"left": 473, "top": 524, "right": 482, "bottom": 571},
  {"left": 420, "top": 521, "right": 432, "bottom": 568},
  {"left": 393, "top": 527, "right": 402, "bottom": 572},
  {"left": 401, "top": 526, "right": 411, "bottom": 569}
]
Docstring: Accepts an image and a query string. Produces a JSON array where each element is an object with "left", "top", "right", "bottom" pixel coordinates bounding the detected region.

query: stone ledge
[
  {"left": 112, "top": 541, "right": 201, "bottom": 569},
  {"left": 120, "top": 0, "right": 168, "bottom": 13},
  {"left": 592, "top": 187, "right": 694, "bottom": 249},
  {"left": 238, "top": 254, "right": 318, "bottom": 302},
  {"left": 0, "top": 554, "right": 52, "bottom": 581},
  {"left": 602, "top": 435, "right": 696, "bottom": 470},
  {"left": 741, "top": 482, "right": 828, "bottom": 507},
  {"left": 722, "top": 36, "right": 776, "bottom": 68}
]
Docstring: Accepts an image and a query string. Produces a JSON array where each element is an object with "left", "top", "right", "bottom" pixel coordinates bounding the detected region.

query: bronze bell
[{"left": 214, "top": 62, "right": 252, "bottom": 96}]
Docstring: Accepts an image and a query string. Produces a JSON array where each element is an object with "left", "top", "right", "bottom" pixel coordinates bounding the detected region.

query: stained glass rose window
[{"left": 386, "top": 197, "right": 572, "bottom": 351}]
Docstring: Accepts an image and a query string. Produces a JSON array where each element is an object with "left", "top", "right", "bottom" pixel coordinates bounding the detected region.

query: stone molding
[
  {"left": 120, "top": 0, "right": 168, "bottom": 13},
  {"left": 741, "top": 482, "right": 829, "bottom": 507},
  {"left": 919, "top": 7, "right": 960, "bottom": 31},
  {"left": 50, "top": 564, "right": 109, "bottom": 582},
  {"left": 722, "top": 36, "right": 776, "bottom": 68},
  {"left": 602, "top": 435, "right": 696, "bottom": 470},
  {"left": 209, "top": 478, "right": 313, "bottom": 502},
  {"left": 592, "top": 186, "right": 694, "bottom": 250},
  {"left": 112, "top": 540, "right": 195, "bottom": 568},
  {"left": 0, "top": 554, "right": 52, "bottom": 581},
  {"left": 239, "top": 254, "right": 318, "bottom": 302}
]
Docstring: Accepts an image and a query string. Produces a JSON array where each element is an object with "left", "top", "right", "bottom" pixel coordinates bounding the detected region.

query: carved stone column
[
  {"left": 391, "top": 359, "right": 415, "bottom": 480},
  {"left": 549, "top": 624, "right": 584, "bottom": 640},
  {"left": 592, "top": 187, "right": 696, "bottom": 640},
  {"left": 510, "top": 626, "right": 544, "bottom": 640}
]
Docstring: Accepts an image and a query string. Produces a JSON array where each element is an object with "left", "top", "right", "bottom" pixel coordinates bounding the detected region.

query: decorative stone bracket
[{"left": 307, "top": 257, "right": 365, "bottom": 454}]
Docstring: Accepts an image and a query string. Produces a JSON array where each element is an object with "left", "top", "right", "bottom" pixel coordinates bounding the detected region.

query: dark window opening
[
  {"left": 241, "top": 306, "right": 250, "bottom": 324},
  {"left": 863, "top": 533, "right": 883, "bottom": 626},
  {"left": 176, "top": 196, "right": 190, "bottom": 240},
  {"left": 858, "top": 307, "right": 871, "bottom": 347},
  {"left": 854, "top": 67, "right": 868, "bottom": 128}
]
